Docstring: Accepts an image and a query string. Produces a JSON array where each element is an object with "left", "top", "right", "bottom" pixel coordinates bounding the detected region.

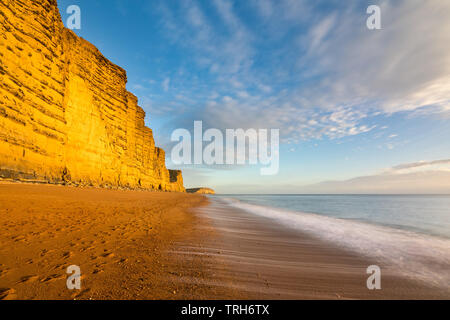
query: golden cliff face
[{"left": 0, "top": 0, "right": 185, "bottom": 192}]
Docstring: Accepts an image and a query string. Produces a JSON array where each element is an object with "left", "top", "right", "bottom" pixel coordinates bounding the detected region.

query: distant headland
[{"left": 186, "top": 188, "right": 216, "bottom": 195}]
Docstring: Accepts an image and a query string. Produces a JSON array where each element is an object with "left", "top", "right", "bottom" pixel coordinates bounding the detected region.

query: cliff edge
[{"left": 0, "top": 0, "right": 184, "bottom": 191}]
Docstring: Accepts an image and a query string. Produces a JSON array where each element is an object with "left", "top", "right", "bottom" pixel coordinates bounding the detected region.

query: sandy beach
[
  {"left": 0, "top": 183, "right": 448, "bottom": 300},
  {"left": 0, "top": 183, "right": 213, "bottom": 299}
]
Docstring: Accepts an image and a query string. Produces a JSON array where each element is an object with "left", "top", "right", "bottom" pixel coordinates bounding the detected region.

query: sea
[{"left": 212, "top": 194, "right": 450, "bottom": 288}]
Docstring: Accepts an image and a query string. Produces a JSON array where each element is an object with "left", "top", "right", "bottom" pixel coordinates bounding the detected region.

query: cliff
[
  {"left": 186, "top": 188, "right": 215, "bottom": 195},
  {"left": 0, "top": 0, "right": 184, "bottom": 192}
]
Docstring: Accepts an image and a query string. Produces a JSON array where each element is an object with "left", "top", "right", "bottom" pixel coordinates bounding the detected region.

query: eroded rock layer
[{"left": 0, "top": 0, "right": 185, "bottom": 192}]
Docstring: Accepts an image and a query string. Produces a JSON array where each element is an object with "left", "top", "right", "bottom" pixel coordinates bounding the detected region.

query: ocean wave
[{"left": 220, "top": 197, "right": 450, "bottom": 289}]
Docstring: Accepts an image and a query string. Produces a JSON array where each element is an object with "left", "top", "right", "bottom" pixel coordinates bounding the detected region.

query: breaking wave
[{"left": 221, "top": 197, "right": 450, "bottom": 289}]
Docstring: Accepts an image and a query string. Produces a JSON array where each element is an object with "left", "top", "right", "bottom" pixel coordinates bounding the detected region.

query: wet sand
[
  {"left": 173, "top": 199, "right": 450, "bottom": 299},
  {"left": 0, "top": 183, "right": 448, "bottom": 299}
]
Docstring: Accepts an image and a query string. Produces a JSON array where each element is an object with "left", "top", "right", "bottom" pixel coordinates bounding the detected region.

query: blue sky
[{"left": 57, "top": 0, "right": 450, "bottom": 193}]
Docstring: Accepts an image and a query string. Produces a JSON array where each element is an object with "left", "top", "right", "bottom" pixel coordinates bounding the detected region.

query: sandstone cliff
[
  {"left": 186, "top": 188, "right": 215, "bottom": 195},
  {"left": 0, "top": 0, "right": 184, "bottom": 192}
]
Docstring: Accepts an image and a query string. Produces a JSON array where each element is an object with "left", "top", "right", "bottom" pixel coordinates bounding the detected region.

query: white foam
[{"left": 221, "top": 197, "right": 450, "bottom": 289}]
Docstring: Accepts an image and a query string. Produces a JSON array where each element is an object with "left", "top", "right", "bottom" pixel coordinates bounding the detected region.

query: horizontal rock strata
[{"left": 0, "top": 0, "right": 184, "bottom": 191}]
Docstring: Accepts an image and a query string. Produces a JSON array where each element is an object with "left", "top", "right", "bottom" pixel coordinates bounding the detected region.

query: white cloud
[
  {"left": 296, "top": 159, "right": 450, "bottom": 194},
  {"left": 298, "top": 0, "right": 450, "bottom": 114},
  {"left": 154, "top": 0, "right": 450, "bottom": 144},
  {"left": 130, "top": 84, "right": 145, "bottom": 91},
  {"left": 237, "top": 91, "right": 250, "bottom": 99},
  {"left": 162, "top": 77, "right": 170, "bottom": 92},
  {"left": 384, "top": 159, "right": 450, "bottom": 175},
  {"left": 307, "top": 14, "right": 336, "bottom": 53},
  {"left": 258, "top": 84, "right": 272, "bottom": 94},
  {"left": 251, "top": 0, "right": 273, "bottom": 18}
]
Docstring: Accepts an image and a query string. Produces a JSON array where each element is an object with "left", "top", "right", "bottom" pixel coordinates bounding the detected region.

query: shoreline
[
  {"left": 0, "top": 183, "right": 448, "bottom": 299},
  {"left": 185, "top": 198, "right": 450, "bottom": 299}
]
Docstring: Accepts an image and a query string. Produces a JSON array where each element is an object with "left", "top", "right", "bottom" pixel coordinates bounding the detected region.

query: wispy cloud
[
  {"left": 149, "top": 0, "right": 450, "bottom": 146},
  {"left": 162, "top": 77, "right": 170, "bottom": 92},
  {"left": 291, "top": 159, "right": 450, "bottom": 194},
  {"left": 384, "top": 159, "right": 450, "bottom": 175},
  {"left": 297, "top": 0, "right": 450, "bottom": 115}
]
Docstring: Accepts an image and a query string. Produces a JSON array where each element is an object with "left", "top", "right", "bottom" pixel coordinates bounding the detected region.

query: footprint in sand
[
  {"left": 40, "top": 274, "right": 65, "bottom": 283},
  {"left": 52, "top": 264, "right": 66, "bottom": 271},
  {"left": 62, "top": 251, "right": 74, "bottom": 259},
  {"left": 18, "top": 275, "right": 39, "bottom": 283},
  {"left": 12, "top": 235, "right": 26, "bottom": 242},
  {"left": 117, "top": 258, "right": 128, "bottom": 264},
  {"left": 80, "top": 246, "right": 95, "bottom": 253},
  {"left": 0, "top": 269, "right": 9, "bottom": 278},
  {"left": 92, "top": 269, "right": 104, "bottom": 274},
  {"left": 0, "top": 288, "right": 17, "bottom": 300},
  {"left": 40, "top": 249, "right": 48, "bottom": 257},
  {"left": 101, "top": 252, "right": 115, "bottom": 258},
  {"left": 71, "top": 288, "right": 91, "bottom": 299}
]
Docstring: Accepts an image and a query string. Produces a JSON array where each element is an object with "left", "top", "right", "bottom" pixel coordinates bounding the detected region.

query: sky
[{"left": 57, "top": 0, "right": 450, "bottom": 194}]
